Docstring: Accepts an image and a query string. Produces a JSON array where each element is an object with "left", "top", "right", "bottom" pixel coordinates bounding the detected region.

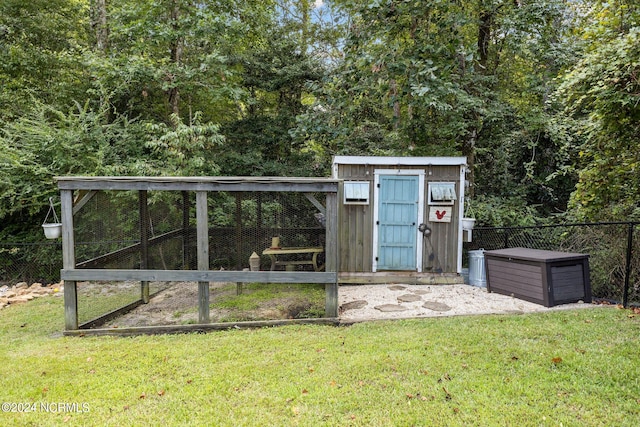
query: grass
[
  {"left": 1, "top": 296, "right": 639, "bottom": 426},
  {"left": 210, "top": 283, "right": 326, "bottom": 321},
  {"left": 75, "top": 281, "right": 325, "bottom": 326},
  {"left": 212, "top": 283, "right": 324, "bottom": 311}
]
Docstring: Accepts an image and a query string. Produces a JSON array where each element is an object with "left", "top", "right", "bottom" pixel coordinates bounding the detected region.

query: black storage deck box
[{"left": 485, "top": 248, "right": 591, "bottom": 307}]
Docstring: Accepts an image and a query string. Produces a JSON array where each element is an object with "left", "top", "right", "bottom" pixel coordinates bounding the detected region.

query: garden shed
[{"left": 332, "top": 156, "right": 469, "bottom": 284}]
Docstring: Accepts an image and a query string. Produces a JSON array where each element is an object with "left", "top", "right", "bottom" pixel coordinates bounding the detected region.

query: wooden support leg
[
  {"left": 64, "top": 280, "right": 78, "bottom": 330},
  {"left": 139, "top": 190, "right": 150, "bottom": 304},
  {"left": 196, "top": 191, "right": 210, "bottom": 324},
  {"left": 325, "top": 282, "right": 338, "bottom": 318},
  {"left": 141, "top": 282, "right": 149, "bottom": 304},
  {"left": 198, "top": 282, "right": 210, "bottom": 324},
  {"left": 61, "top": 189, "right": 78, "bottom": 330}
]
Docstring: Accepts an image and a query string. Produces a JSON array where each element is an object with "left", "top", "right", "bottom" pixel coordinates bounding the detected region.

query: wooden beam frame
[
  {"left": 196, "top": 191, "right": 209, "bottom": 323},
  {"left": 57, "top": 176, "right": 340, "bottom": 333},
  {"left": 61, "top": 269, "right": 338, "bottom": 284},
  {"left": 61, "top": 189, "right": 77, "bottom": 330},
  {"left": 139, "top": 190, "right": 150, "bottom": 303},
  {"left": 64, "top": 318, "right": 339, "bottom": 336},
  {"left": 56, "top": 176, "right": 339, "bottom": 193}
]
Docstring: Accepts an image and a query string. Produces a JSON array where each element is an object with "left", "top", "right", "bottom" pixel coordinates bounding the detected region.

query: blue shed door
[{"left": 375, "top": 174, "right": 421, "bottom": 271}]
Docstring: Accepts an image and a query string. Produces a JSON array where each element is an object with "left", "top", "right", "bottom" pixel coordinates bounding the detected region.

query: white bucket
[{"left": 42, "top": 223, "right": 62, "bottom": 239}]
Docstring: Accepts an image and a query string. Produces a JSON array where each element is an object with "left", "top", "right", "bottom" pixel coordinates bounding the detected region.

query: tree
[
  {"left": 85, "top": 0, "right": 273, "bottom": 125},
  {"left": 555, "top": 24, "right": 640, "bottom": 220},
  {"left": 0, "top": 0, "right": 89, "bottom": 121},
  {"left": 294, "top": 0, "right": 576, "bottom": 218},
  {"left": 219, "top": 14, "right": 327, "bottom": 176}
]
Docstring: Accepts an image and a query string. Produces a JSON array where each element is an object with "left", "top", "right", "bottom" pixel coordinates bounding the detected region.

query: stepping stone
[
  {"left": 374, "top": 304, "right": 409, "bottom": 312},
  {"left": 397, "top": 294, "right": 423, "bottom": 303},
  {"left": 422, "top": 301, "right": 452, "bottom": 312},
  {"left": 340, "top": 300, "right": 368, "bottom": 311},
  {"left": 410, "top": 289, "right": 431, "bottom": 295},
  {"left": 388, "top": 285, "right": 406, "bottom": 291}
]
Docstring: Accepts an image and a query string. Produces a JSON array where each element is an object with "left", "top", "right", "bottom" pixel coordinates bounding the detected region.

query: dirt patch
[{"left": 99, "top": 282, "right": 322, "bottom": 328}]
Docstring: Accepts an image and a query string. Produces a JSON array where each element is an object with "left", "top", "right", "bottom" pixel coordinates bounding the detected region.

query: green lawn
[{"left": 1, "top": 296, "right": 639, "bottom": 426}]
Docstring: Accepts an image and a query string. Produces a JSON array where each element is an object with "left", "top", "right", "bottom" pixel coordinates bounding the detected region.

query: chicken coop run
[{"left": 56, "top": 176, "right": 338, "bottom": 335}]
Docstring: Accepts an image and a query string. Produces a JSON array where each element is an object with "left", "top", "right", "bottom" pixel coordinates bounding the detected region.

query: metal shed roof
[{"left": 331, "top": 156, "right": 467, "bottom": 178}]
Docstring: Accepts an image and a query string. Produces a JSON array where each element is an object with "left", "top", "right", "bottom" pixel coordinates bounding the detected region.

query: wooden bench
[{"left": 262, "top": 247, "right": 325, "bottom": 272}]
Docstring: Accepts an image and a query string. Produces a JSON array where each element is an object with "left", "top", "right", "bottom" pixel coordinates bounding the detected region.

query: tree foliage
[
  {"left": 295, "top": 0, "right": 575, "bottom": 215},
  {"left": 0, "top": 0, "right": 90, "bottom": 121},
  {"left": 556, "top": 1, "right": 640, "bottom": 220},
  {"left": 555, "top": 21, "right": 640, "bottom": 220},
  {"left": 1, "top": 0, "right": 640, "bottom": 239}
]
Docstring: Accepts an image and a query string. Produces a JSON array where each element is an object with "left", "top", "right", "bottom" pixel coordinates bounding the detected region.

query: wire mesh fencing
[
  {"left": 69, "top": 189, "right": 327, "bottom": 326},
  {"left": 72, "top": 190, "right": 326, "bottom": 272},
  {"left": 467, "top": 223, "right": 640, "bottom": 305},
  {"left": 0, "top": 241, "right": 62, "bottom": 286}
]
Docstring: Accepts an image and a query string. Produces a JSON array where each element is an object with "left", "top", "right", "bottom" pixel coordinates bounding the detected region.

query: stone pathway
[{"left": 338, "top": 284, "right": 594, "bottom": 323}]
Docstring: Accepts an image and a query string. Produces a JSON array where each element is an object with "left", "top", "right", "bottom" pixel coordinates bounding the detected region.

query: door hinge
[{"left": 376, "top": 220, "right": 379, "bottom": 225}]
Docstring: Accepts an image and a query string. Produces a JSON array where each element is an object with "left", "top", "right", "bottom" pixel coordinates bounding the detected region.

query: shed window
[
  {"left": 344, "top": 181, "right": 370, "bottom": 205},
  {"left": 428, "top": 182, "right": 456, "bottom": 205}
]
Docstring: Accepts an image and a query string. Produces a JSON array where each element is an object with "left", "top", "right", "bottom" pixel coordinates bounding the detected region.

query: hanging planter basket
[
  {"left": 461, "top": 217, "right": 476, "bottom": 231},
  {"left": 42, "top": 197, "right": 62, "bottom": 239}
]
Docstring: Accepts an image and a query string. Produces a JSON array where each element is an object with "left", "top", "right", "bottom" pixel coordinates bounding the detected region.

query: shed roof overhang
[
  {"left": 331, "top": 156, "right": 467, "bottom": 178},
  {"left": 55, "top": 176, "right": 339, "bottom": 193}
]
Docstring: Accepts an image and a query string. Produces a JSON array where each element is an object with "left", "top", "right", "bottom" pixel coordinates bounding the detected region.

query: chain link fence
[
  {"left": 466, "top": 222, "right": 640, "bottom": 306},
  {"left": 3, "top": 221, "right": 639, "bottom": 309}
]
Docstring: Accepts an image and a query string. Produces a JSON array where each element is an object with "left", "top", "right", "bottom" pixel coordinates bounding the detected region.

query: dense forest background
[{"left": 1, "top": 0, "right": 639, "bottom": 242}]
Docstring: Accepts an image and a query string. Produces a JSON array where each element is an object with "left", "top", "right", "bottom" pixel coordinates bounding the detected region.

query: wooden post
[
  {"left": 325, "top": 192, "right": 339, "bottom": 318},
  {"left": 182, "top": 191, "right": 190, "bottom": 269},
  {"left": 235, "top": 193, "right": 242, "bottom": 270},
  {"left": 623, "top": 222, "right": 635, "bottom": 308},
  {"left": 61, "top": 189, "right": 78, "bottom": 330},
  {"left": 139, "top": 191, "right": 150, "bottom": 303},
  {"left": 196, "top": 191, "right": 210, "bottom": 323},
  {"left": 257, "top": 193, "right": 263, "bottom": 252}
]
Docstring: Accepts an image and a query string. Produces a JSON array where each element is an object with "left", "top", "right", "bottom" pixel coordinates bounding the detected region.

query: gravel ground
[{"left": 338, "top": 284, "right": 595, "bottom": 323}]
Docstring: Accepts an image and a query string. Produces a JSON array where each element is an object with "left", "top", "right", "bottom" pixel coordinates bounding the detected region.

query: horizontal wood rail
[{"left": 61, "top": 269, "right": 337, "bottom": 284}]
